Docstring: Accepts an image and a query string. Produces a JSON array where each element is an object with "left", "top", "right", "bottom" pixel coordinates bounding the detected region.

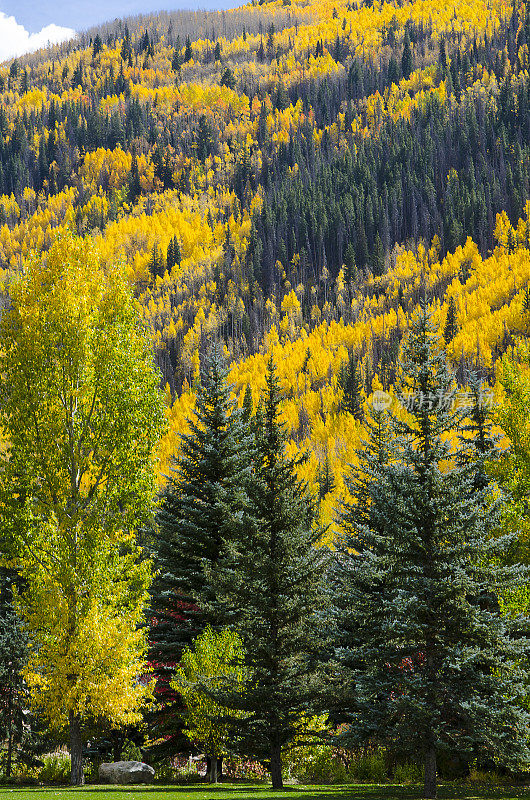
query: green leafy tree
[
  {"left": 331, "top": 307, "right": 530, "bottom": 799},
  {"left": 494, "top": 341, "right": 530, "bottom": 564},
  {"left": 0, "top": 235, "right": 165, "bottom": 785},
  {"left": 172, "top": 627, "right": 248, "bottom": 782},
  {"left": 207, "top": 358, "right": 329, "bottom": 789}
]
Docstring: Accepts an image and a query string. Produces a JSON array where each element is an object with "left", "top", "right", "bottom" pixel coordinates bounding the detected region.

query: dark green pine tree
[
  {"left": 344, "top": 242, "right": 357, "bottom": 285},
  {"left": 166, "top": 235, "right": 181, "bottom": 272},
  {"left": 148, "top": 244, "right": 165, "bottom": 280},
  {"left": 197, "top": 115, "right": 213, "bottom": 162},
  {"left": 172, "top": 37, "right": 182, "bottom": 72},
  {"left": 207, "top": 359, "right": 329, "bottom": 789},
  {"left": 401, "top": 29, "right": 413, "bottom": 80},
  {"left": 220, "top": 67, "right": 236, "bottom": 90},
  {"left": 241, "top": 383, "right": 253, "bottom": 424},
  {"left": 0, "top": 569, "right": 29, "bottom": 780},
  {"left": 338, "top": 351, "right": 364, "bottom": 420},
  {"left": 370, "top": 232, "right": 385, "bottom": 276},
  {"left": 148, "top": 346, "right": 250, "bottom": 757},
  {"left": 444, "top": 295, "right": 458, "bottom": 342},
  {"left": 330, "top": 306, "right": 530, "bottom": 799},
  {"left": 184, "top": 35, "right": 193, "bottom": 62},
  {"left": 317, "top": 450, "right": 335, "bottom": 500},
  {"left": 128, "top": 154, "right": 141, "bottom": 204},
  {"left": 438, "top": 36, "right": 447, "bottom": 76}
]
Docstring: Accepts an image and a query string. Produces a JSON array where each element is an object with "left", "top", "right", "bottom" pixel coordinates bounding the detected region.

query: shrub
[
  {"left": 223, "top": 758, "right": 268, "bottom": 780},
  {"left": 38, "top": 751, "right": 71, "bottom": 784},
  {"left": 348, "top": 749, "right": 386, "bottom": 782},
  {"left": 393, "top": 761, "right": 423, "bottom": 784},
  {"left": 467, "top": 766, "right": 509, "bottom": 786},
  {"left": 1, "top": 763, "right": 40, "bottom": 786},
  {"left": 121, "top": 739, "right": 143, "bottom": 762}
]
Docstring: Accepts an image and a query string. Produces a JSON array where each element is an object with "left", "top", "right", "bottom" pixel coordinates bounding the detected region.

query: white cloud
[{"left": 0, "top": 12, "right": 75, "bottom": 62}]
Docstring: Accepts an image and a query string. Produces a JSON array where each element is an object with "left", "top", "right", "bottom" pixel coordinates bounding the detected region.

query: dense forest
[
  {"left": 5, "top": 0, "right": 530, "bottom": 793},
  {"left": 0, "top": 0, "right": 528, "bottom": 518}
]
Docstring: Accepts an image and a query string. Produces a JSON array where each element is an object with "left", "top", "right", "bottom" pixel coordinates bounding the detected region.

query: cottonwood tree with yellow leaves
[{"left": 0, "top": 235, "right": 166, "bottom": 785}]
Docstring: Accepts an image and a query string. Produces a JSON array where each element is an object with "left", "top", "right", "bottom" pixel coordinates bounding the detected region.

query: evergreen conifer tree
[
  {"left": 444, "top": 296, "right": 458, "bottom": 342},
  {"left": 207, "top": 359, "right": 329, "bottom": 789},
  {"left": 148, "top": 347, "right": 250, "bottom": 756},
  {"left": 330, "top": 306, "right": 530, "bottom": 799},
  {"left": 166, "top": 236, "right": 181, "bottom": 273},
  {"left": 317, "top": 450, "right": 335, "bottom": 499},
  {"left": 344, "top": 243, "right": 357, "bottom": 285},
  {"left": 241, "top": 384, "right": 253, "bottom": 424},
  {"left": 370, "top": 232, "right": 385, "bottom": 276},
  {"left": 128, "top": 155, "right": 141, "bottom": 204},
  {"left": 0, "top": 569, "right": 28, "bottom": 779},
  {"left": 401, "top": 29, "right": 413, "bottom": 80},
  {"left": 338, "top": 351, "right": 364, "bottom": 420}
]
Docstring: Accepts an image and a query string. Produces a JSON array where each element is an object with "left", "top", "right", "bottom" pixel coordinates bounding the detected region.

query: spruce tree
[
  {"left": 0, "top": 569, "right": 28, "bottom": 779},
  {"left": 344, "top": 242, "right": 357, "bottom": 284},
  {"left": 207, "top": 359, "right": 329, "bottom": 789},
  {"left": 370, "top": 232, "right": 385, "bottom": 276},
  {"left": 128, "top": 155, "right": 141, "bottom": 204},
  {"left": 317, "top": 450, "right": 335, "bottom": 499},
  {"left": 338, "top": 351, "right": 364, "bottom": 420},
  {"left": 166, "top": 236, "right": 181, "bottom": 273},
  {"left": 330, "top": 306, "right": 530, "bottom": 799},
  {"left": 148, "top": 347, "right": 249, "bottom": 756},
  {"left": 443, "top": 296, "right": 458, "bottom": 343},
  {"left": 184, "top": 35, "right": 193, "bottom": 62},
  {"left": 241, "top": 383, "right": 253, "bottom": 424},
  {"left": 401, "top": 29, "right": 413, "bottom": 80}
]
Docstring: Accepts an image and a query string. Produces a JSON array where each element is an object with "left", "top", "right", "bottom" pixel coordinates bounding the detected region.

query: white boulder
[{"left": 98, "top": 760, "right": 155, "bottom": 785}]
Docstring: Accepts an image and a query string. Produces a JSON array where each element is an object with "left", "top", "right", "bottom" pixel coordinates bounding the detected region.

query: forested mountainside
[{"left": 1, "top": 0, "right": 530, "bottom": 525}]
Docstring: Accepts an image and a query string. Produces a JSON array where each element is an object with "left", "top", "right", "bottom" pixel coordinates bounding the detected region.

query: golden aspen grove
[
  {"left": 0, "top": 0, "right": 527, "bottom": 526},
  {"left": 4, "top": 0, "right": 530, "bottom": 792}
]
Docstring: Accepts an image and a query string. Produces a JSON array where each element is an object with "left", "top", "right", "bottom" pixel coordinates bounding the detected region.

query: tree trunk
[
  {"left": 270, "top": 743, "right": 283, "bottom": 790},
  {"left": 6, "top": 695, "right": 12, "bottom": 780},
  {"left": 69, "top": 710, "right": 85, "bottom": 786},
  {"left": 424, "top": 742, "right": 437, "bottom": 799},
  {"left": 209, "top": 756, "right": 218, "bottom": 784}
]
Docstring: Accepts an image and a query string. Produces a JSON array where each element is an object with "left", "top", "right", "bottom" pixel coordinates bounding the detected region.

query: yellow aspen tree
[{"left": 0, "top": 235, "right": 166, "bottom": 785}]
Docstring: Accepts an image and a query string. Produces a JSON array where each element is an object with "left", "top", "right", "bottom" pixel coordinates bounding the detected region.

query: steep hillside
[{"left": 0, "top": 0, "right": 529, "bottom": 526}]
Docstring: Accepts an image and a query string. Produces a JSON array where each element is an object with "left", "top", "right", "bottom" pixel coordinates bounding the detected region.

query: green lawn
[{"left": 1, "top": 784, "right": 530, "bottom": 800}]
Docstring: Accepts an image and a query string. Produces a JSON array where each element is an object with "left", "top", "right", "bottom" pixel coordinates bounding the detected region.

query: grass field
[{"left": 1, "top": 784, "right": 530, "bottom": 800}]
